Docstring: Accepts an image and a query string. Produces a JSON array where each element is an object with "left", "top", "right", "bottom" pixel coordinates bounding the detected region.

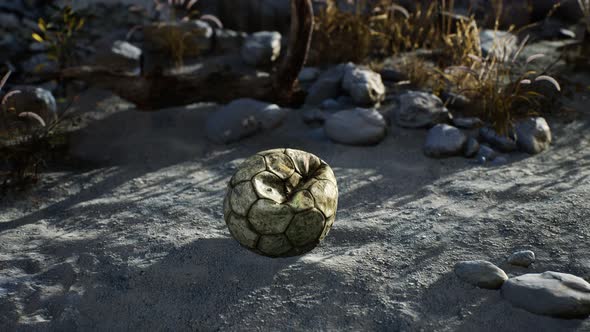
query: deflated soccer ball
[{"left": 223, "top": 148, "right": 338, "bottom": 257}]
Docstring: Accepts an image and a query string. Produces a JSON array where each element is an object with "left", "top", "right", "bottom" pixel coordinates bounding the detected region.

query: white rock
[
  {"left": 455, "top": 260, "right": 508, "bottom": 289},
  {"left": 507, "top": 250, "right": 535, "bottom": 267},
  {"left": 501, "top": 271, "right": 590, "bottom": 319},
  {"left": 424, "top": 124, "right": 467, "bottom": 158},
  {"left": 515, "top": 117, "right": 552, "bottom": 154},
  {"left": 324, "top": 108, "right": 387, "bottom": 146},
  {"left": 395, "top": 91, "right": 451, "bottom": 128},
  {"left": 241, "top": 31, "right": 281, "bottom": 67},
  {"left": 205, "top": 98, "right": 288, "bottom": 144},
  {"left": 342, "top": 66, "right": 386, "bottom": 106}
]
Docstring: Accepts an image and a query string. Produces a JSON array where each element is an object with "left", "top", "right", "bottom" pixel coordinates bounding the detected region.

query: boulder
[
  {"left": 241, "top": 31, "right": 281, "bottom": 67},
  {"left": 324, "top": 108, "right": 387, "bottom": 146},
  {"left": 342, "top": 66, "right": 386, "bottom": 106},
  {"left": 394, "top": 91, "right": 451, "bottom": 128},
  {"left": 515, "top": 117, "right": 552, "bottom": 154},
  {"left": 501, "top": 271, "right": 590, "bottom": 319},
  {"left": 455, "top": 260, "right": 508, "bottom": 290},
  {"left": 205, "top": 98, "right": 288, "bottom": 144},
  {"left": 424, "top": 124, "right": 467, "bottom": 158}
]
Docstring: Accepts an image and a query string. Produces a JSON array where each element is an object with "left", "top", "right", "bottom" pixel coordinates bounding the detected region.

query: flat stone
[
  {"left": 455, "top": 260, "right": 508, "bottom": 289},
  {"left": 424, "top": 124, "right": 467, "bottom": 158},
  {"left": 324, "top": 108, "right": 387, "bottom": 146},
  {"left": 479, "top": 127, "right": 517, "bottom": 152},
  {"left": 507, "top": 250, "right": 535, "bottom": 267},
  {"left": 395, "top": 91, "right": 451, "bottom": 128}
]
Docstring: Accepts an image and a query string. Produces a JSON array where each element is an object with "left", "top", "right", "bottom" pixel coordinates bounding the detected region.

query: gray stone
[
  {"left": 298, "top": 67, "right": 320, "bottom": 82},
  {"left": 321, "top": 99, "right": 342, "bottom": 111},
  {"left": 424, "top": 124, "right": 467, "bottom": 158},
  {"left": 480, "top": 30, "right": 518, "bottom": 62},
  {"left": 479, "top": 127, "right": 517, "bottom": 152},
  {"left": 501, "top": 271, "right": 590, "bottom": 319},
  {"left": 491, "top": 156, "right": 509, "bottom": 166},
  {"left": 1, "top": 86, "right": 57, "bottom": 124},
  {"left": 515, "top": 117, "right": 552, "bottom": 154},
  {"left": 241, "top": 31, "right": 281, "bottom": 67},
  {"left": 477, "top": 144, "right": 498, "bottom": 161},
  {"left": 464, "top": 138, "right": 480, "bottom": 158},
  {"left": 0, "top": 13, "right": 19, "bottom": 30},
  {"left": 455, "top": 260, "right": 508, "bottom": 290},
  {"left": 143, "top": 20, "right": 213, "bottom": 56},
  {"left": 91, "top": 40, "right": 141, "bottom": 73},
  {"left": 440, "top": 91, "right": 471, "bottom": 111},
  {"left": 324, "top": 108, "right": 387, "bottom": 146},
  {"left": 395, "top": 91, "right": 451, "bottom": 128},
  {"left": 379, "top": 68, "right": 407, "bottom": 82},
  {"left": 214, "top": 29, "right": 247, "bottom": 54},
  {"left": 305, "top": 63, "right": 353, "bottom": 106},
  {"left": 206, "top": 98, "right": 288, "bottom": 144},
  {"left": 507, "top": 250, "right": 535, "bottom": 267},
  {"left": 342, "top": 66, "right": 386, "bottom": 106},
  {"left": 302, "top": 109, "right": 326, "bottom": 126},
  {"left": 453, "top": 117, "right": 484, "bottom": 129}
]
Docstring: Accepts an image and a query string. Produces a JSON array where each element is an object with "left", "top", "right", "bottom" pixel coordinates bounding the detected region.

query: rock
[
  {"left": 477, "top": 144, "right": 498, "bottom": 161},
  {"left": 1, "top": 86, "right": 57, "bottom": 124},
  {"left": 480, "top": 30, "right": 518, "bottom": 61},
  {"left": 91, "top": 40, "right": 141, "bottom": 73},
  {"left": 507, "top": 250, "right": 535, "bottom": 267},
  {"left": 515, "top": 117, "right": 552, "bottom": 154},
  {"left": 214, "top": 28, "right": 247, "bottom": 54},
  {"left": 453, "top": 117, "right": 484, "bottom": 129},
  {"left": 501, "top": 271, "right": 590, "bottom": 319},
  {"left": 324, "top": 108, "right": 387, "bottom": 146},
  {"left": 342, "top": 66, "right": 386, "bottom": 106},
  {"left": 206, "top": 98, "right": 288, "bottom": 144},
  {"left": 320, "top": 99, "right": 342, "bottom": 111},
  {"left": 0, "top": 13, "right": 19, "bottom": 30},
  {"left": 464, "top": 138, "right": 480, "bottom": 158},
  {"left": 302, "top": 109, "right": 326, "bottom": 127},
  {"left": 479, "top": 127, "right": 517, "bottom": 152},
  {"left": 20, "top": 53, "right": 57, "bottom": 74},
  {"left": 491, "top": 156, "right": 509, "bottom": 166},
  {"left": 241, "top": 31, "right": 281, "bottom": 67},
  {"left": 394, "top": 91, "right": 451, "bottom": 128},
  {"left": 440, "top": 91, "right": 471, "bottom": 111},
  {"left": 455, "top": 260, "right": 509, "bottom": 290},
  {"left": 424, "top": 124, "right": 467, "bottom": 158},
  {"left": 298, "top": 67, "right": 320, "bottom": 82},
  {"left": 305, "top": 64, "right": 352, "bottom": 105},
  {"left": 379, "top": 68, "right": 407, "bottom": 82},
  {"left": 143, "top": 20, "right": 213, "bottom": 57}
]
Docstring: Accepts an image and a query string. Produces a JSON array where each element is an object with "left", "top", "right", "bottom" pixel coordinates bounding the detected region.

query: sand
[{"left": 1, "top": 88, "right": 589, "bottom": 331}]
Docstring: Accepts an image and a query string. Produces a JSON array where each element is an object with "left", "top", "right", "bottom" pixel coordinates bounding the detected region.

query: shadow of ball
[{"left": 223, "top": 148, "right": 338, "bottom": 257}]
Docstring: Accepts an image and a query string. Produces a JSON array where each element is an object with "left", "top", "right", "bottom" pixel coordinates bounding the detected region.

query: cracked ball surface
[{"left": 224, "top": 148, "right": 338, "bottom": 257}]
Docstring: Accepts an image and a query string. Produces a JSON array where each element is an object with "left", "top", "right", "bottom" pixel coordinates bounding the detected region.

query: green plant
[{"left": 32, "top": 4, "right": 87, "bottom": 71}]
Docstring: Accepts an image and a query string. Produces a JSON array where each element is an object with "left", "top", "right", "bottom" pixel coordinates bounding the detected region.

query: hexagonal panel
[
  {"left": 286, "top": 172, "right": 302, "bottom": 194},
  {"left": 286, "top": 208, "right": 325, "bottom": 247},
  {"left": 286, "top": 190, "right": 315, "bottom": 212},
  {"left": 285, "top": 149, "right": 321, "bottom": 176},
  {"left": 257, "top": 148, "right": 285, "bottom": 156},
  {"left": 264, "top": 153, "right": 295, "bottom": 180},
  {"left": 230, "top": 181, "right": 258, "bottom": 216},
  {"left": 310, "top": 180, "right": 338, "bottom": 218},
  {"left": 231, "top": 155, "right": 267, "bottom": 186},
  {"left": 314, "top": 164, "right": 337, "bottom": 185},
  {"left": 223, "top": 188, "right": 232, "bottom": 220},
  {"left": 248, "top": 199, "right": 294, "bottom": 235},
  {"left": 318, "top": 215, "right": 335, "bottom": 241},
  {"left": 257, "top": 234, "right": 292, "bottom": 256},
  {"left": 227, "top": 213, "right": 259, "bottom": 249},
  {"left": 252, "top": 171, "right": 286, "bottom": 203}
]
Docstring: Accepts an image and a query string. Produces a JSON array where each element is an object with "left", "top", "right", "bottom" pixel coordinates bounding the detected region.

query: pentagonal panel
[
  {"left": 310, "top": 180, "right": 338, "bottom": 218},
  {"left": 285, "top": 149, "right": 321, "bottom": 176},
  {"left": 230, "top": 181, "right": 258, "bottom": 216},
  {"left": 227, "top": 213, "right": 259, "bottom": 248},
  {"left": 248, "top": 199, "right": 294, "bottom": 235},
  {"left": 257, "top": 234, "right": 292, "bottom": 256},
  {"left": 286, "top": 190, "right": 315, "bottom": 212},
  {"left": 286, "top": 208, "right": 325, "bottom": 247},
  {"left": 231, "top": 155, "right": 266, "bottom": 186},
  {"left": 314, "top": 164, "right": 337, "bottom": 185},
  {"left": 264, "top": 153, "right": 295, "bottom": 180},
  {"left": 252, "top": 171, "right": 286, "bottom": 203},
  {"left": 318, "top": 215, "right": 336, "bottom": 241},
  {"left": 285, "top": 172, "right": 302, "bottom": 194}
]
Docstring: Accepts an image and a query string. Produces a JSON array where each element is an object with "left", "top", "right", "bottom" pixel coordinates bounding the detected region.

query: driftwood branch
[{"left": 56, "top": 0, "right": 314, "bottom": 111}]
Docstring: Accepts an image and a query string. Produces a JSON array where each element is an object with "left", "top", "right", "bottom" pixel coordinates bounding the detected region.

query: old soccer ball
[{"left": 223, "top": 148, "right": 338, "bottom": 257}]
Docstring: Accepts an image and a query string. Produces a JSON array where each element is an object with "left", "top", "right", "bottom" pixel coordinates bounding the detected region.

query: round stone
[
  {"left": 248, "top": 199, "right": 294, "bottom": 234},
  {"left": 286, "top": 209, "right": 325, "bottom": 247}
]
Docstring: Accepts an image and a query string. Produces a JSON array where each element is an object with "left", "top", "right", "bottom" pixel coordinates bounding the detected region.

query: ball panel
[
  {"left": 314, "top": 164, "right": 337, "bottom": 185},
  {"left": 248, "top": 199, "right": 294, "bottom": 235},
  {"left": 223, "top": 188, "right": 232, "bottom": 220},
  {"left": 309, "top": 180, "right": 338, "bottom": 218},
  {"left": 286, "top": 190, "right": 315, "bottom": 212},
  {"left": 318, "top": 215, "right": 335, "bottom": 241},
  {"left": 257, "top": 148, "right": 286, "bottom": 156},
  {"left": 285, "top": 149, "right": 321, "bottom": 176},
  {"left": 252, "top": 171, "right": 286, "bottom": 203},
  {"left": 264, "top": 152, "right": 295, "bottom": 180},
  {"left": 231, "top": 155, "right": 266, "bottom": 186},
  {"left": 285, "top": 172, "right": 302, "bottom": 194},
  {"left": 257, "top": 234, "right": 292, "bottom": 256},
  {"left": 286, "top": 208, "right": 325, "bottom": 247},
  {"left": 230, "top": 182, "right": 258, "bottom": 216},
  {"left": 227, "top": 213, "right": 259, "bottom": 248}
]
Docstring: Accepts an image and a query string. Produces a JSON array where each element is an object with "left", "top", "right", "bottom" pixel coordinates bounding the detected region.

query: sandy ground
[{"left": 1, "top": 87, "right": 590, "bottom": 331}]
